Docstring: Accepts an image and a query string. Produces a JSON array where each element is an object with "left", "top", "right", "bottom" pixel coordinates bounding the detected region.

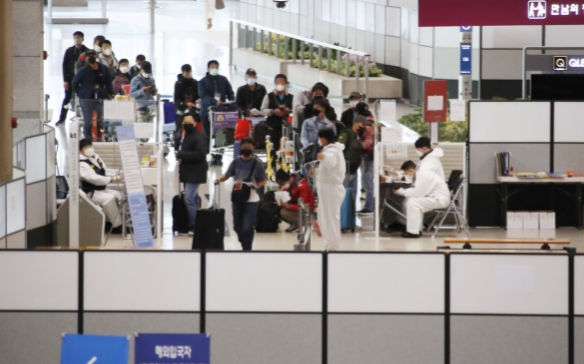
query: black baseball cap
[
  {"left": 245, "top": 68, "right": 257, "bottom": 76},
  {"left": 141, "top": 61, "right": 153, "bottom": 74},
  {"left": 85, "top": 50, "right": 97, "bottom": 57}
]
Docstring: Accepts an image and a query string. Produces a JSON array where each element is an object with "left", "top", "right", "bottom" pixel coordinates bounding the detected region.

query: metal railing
[{"left": 229, "top": 19, "right": 372, "bottom": 102}]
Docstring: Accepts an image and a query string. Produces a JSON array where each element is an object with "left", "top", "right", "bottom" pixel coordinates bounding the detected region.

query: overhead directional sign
[{"left": 135, "top": 333, "right": 210, "bottom": 364}]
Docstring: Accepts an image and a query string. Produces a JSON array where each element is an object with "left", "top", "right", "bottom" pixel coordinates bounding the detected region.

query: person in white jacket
[
  {"left": 414, "top": 137, "right": 445, "bottom": 181},
  {"left": 79, "top": 139, "right": 124, "bottom": 228},
  {"left": 394, "top": 160, "right": 450, "bottom": 238},
  {"left": 316, "top": 128, "right": 346, "bottom": 251}
]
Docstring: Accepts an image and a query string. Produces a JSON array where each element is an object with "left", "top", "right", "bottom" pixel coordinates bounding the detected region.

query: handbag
[
  {"left": 216, "top": 0, "right": 225, "bottom": 10},
  {"left": 231, "top": 158, "right": 257, "bottom": 204}
]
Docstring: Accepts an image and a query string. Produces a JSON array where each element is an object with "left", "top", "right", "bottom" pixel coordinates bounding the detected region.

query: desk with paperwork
[{"left": 497, "top": 176, "right": 584, "bottom": 230}]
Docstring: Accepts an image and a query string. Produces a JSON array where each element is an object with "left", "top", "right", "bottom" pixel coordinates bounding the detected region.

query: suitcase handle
[{"left": 213, "top": 182, "right": 220, "bottom": 208}]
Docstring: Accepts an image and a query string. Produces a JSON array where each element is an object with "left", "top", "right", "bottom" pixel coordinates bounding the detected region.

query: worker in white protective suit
[
  {"left": 316, "top": 127, "right": 346, "bottom": 251},
  {"left": 394, "top": 160, "right": 450, "bottom": 238},
  {"left": 414, "top": 137, "right": 445, "bottom": 181},
  {"left": 79, "top": 139, "right": 124, "bottom": 228}
]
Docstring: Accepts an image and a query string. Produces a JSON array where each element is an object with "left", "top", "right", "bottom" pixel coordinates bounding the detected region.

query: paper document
[
  {"left": 378, "top": 100, "right": 397, "bottom": 123},
  {"left": 274, "top": 191, "right": 291, "bottom": 204},
  {"left": 104, "top": 100, "right": 136, "bottom": 121},
  {"left": 427, "top": 96, "right": 444, "bottom": 111},
  {"left": 381, "top": 128, "right": 402, "bottom": 143},
  {"left": 449, "top": 99, "right": 466, "bottom": 122}
]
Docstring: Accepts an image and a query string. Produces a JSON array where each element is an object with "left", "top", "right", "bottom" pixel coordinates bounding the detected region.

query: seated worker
[
  {"left": 414, "top": 137, "right": 445, "bottom": 181},
  {"left": 236, "top": 68, "right": 267, "bottom": 117},
  {"left": 301, "top": 99, "right": 336, "bottom": 148},
  {"left": 79, "top": 139, "right": 124, "bottom": 229},
  {"left": 394, "top": 161, "right": 450, "bottom": 238},
  {"left": 275, "top": 169, "right": 316, "bottom": 233}
]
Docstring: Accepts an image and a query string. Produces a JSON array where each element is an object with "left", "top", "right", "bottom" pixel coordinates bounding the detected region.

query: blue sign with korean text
[
  {"left": 460, "top": 43, "right": 472, "bottom": 75},
  {"left": 460, "top": 26, "right": 473, "bottom": 33},
  {"left": 60, "top": 334, "right": 129, "bottom": 364},
  {"left": 135, "top": 333, "right": 211, "bottom": 364},
  {"left": 116, "top": 125, "right": 154, "bottom": 247}
]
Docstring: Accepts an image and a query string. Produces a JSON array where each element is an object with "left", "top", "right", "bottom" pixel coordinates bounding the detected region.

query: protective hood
[
  {"left": 427, "top": 148, "right": 444, "bottom": 159},
  {"left": 324, "top": 142, "right": 345, "bottom": 152}
]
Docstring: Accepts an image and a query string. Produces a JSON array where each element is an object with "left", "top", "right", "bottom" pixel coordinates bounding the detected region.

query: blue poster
[
  {"left": 116, "top": 125, "right": 154, "bottom": 247},
  {"left": 460, "top": 43, "right": 472, "bottom": 75},
  {"left": 60, "top": 334, "right": 129, "bottom": 364},
  {"left": 135, "top": 333, "right": 210, "bottom": 364}
]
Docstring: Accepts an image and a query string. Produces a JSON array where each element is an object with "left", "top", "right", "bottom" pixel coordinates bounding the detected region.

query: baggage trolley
[
  {"left": 294, "top": 197, "right": 312, "bottom": 251},
  {"left": 209, "top": 104, "right": 239, "bottom": 158}
]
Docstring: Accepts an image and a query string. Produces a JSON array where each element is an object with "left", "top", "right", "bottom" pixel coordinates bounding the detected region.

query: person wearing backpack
[
  {"left": 261, "top": 73, "right": 293, "bottom": 152},
  {"left": 338, "top": 115, "right": 369, "bottom": 193},
  {"left": 215, "top": 138, "right": 267, "bottom": 251}
]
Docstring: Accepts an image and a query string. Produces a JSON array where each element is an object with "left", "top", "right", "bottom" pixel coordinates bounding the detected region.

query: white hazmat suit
[
  {"left": 400, "top": 169, "right": 450, "bottom": 235},
  {"left": 80, "top": 153, "right": 123, "bottom": 227},
  {"left": 417, "top": 148, "right": 445, "bottom": 181},
  {"left": 317, "top": 142, "right": 346, "bottom": 251}
]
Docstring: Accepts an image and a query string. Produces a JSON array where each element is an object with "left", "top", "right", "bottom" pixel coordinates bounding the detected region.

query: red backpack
[{"left": 234, "top": 118, "right": 252, "bottom": 140}]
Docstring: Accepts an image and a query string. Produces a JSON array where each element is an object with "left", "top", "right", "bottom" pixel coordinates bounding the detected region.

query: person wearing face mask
[
  {"left": 97, "top": 40, "right": 119, "bottom": 74},
  {"left": 199, "top": 60, "right": 235, "bottom": 165},
  {"left": 174, "top": 64, "right": 201, "bottom": 148},
  {"left": 175, "top": 115, "right": 208, "bottom": 235},
  {"left": 316, "top": 128, "right": 346, "bottom": 251},
  {"left": 301, "top": 99, "right": 336, "bottom": 148},
  {"left": 112, "top": 59, "right": 132, "bottom": 95},
  {"left": 235, "top": 68, "right": 267, "bottom": 117},
  {"left": 130, "top": 61, "right": 158, "bottom": 117},
  {"left": 261, "top": 74, "right": 294, "bottom": 152},
  {"left": 341, "top": 91, "right": 363, "bottom": 129},
  {"left": 338, "top": 115, "right": 370, "bottom": 195},
  {"left": 394, "top": 160, "right": 450, "bottom": 238},
  {"left": 215, "top": 138, "right": 267, "bottom": 251},
  {"left": 275, "top": 169, "right": 316, "bottom": 233},
  {"left": 72, "top": 50, "right": 114, "bottom": 140},
  {"left": 302, "top": 84, "right": 329, "bottom": 121},
  {"left": 79, "top": 139, "right": 124, "bottom": 229},
  {"left": 414, "top": 137, "right": 445, "bottom": 181},
  {"left": 293, "top": 82, "right": 329, "bottom": 131},
  {"left": 130, "top": 55, "right": 146, "bottom": 78},
  {"left": 74, "top": 36, "right": 106, "bottom": 74},
  {"left": 358, "top": 114, "right": 375, "bottom": 216},
  {"left": 57, "top": 31, "right": 89, "bottom": 127}
]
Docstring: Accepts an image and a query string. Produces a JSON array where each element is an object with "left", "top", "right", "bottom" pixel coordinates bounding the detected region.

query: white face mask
[
  {"left": 416, "top": 150, "right": 424, "bottom": 157},
  {"left": 404, "top": 174, "right": 413, "bottom": 183},
  {"left": 74, "top": 39, "right": 83, "bottom": 46},
  {"left": 94, "top": 44, "right": 101, "bottom": 52},
  {"left": 102, "top": 48, "right": 112, "bottom": 56},
  {"left": 276, "top": 84, "right": 286, "bottom": 92},
  {"left": 136, "top": 64, "right": 142, "bottom": 69},
  {"left": 209, "top": 68, "right": 219, "bottom": 76},
  {"left": 120, "top": 66, "right": 130, "bottom": 74},
  {"left": 318, "top": 139, "right": 323, "bottom": 147},
  {"left": 349, "top": 100, "right": 358, "bottom": 108},
  {"left": 247, "top": 78, "right": 256, "bottom": 86},
  {"left": 84, "top": 147, "right": 95, "bottom": 158},
  {"left": 142, "top": 73, "right": 150, "bottom": 79}
]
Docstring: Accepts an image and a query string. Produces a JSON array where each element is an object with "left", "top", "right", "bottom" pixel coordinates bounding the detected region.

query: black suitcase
[
  {"left": 253, "top": 122, "right": 269, "bottom": 149},
  {"left": 193, "top": 186, "right": 225, "bottom": 250},
  {"left": 215, "top": 127, "right": 235, "bottom": 148},
  {"left": 172, "top": 192, "right": 190, "bottom": 235},
  {"left": 256, "top": 191, "right": 281, "bottom": 233}
]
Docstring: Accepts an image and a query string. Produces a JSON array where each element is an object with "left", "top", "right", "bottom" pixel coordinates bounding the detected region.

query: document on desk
[{"left": 117, "top": 125, "right": 154, "bottom": 248}]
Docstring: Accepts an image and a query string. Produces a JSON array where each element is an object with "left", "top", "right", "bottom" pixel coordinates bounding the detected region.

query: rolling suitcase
[
  {"left": 172, "top": 192, "right": 190, "bottom": 235},
  {"left": 340, "top": 187, "right": 356, "bottom": 233},
  {"left": 192, "top": 185, "right": 225, "bottom": 250}
]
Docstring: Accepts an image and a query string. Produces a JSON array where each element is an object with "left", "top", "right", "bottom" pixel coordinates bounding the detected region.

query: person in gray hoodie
[{"left": 130, "top": 61, "right": 158, "bottom": 122}]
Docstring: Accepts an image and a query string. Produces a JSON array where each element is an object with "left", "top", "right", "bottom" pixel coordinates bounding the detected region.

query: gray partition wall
[
  {"left": 327, "top": 252, "right": 445, "bottom": 364},
  {"left": 553, "top": 102, "right": 584, "bottom": 175}
]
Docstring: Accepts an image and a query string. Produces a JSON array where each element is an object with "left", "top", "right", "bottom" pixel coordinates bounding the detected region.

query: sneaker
[
  {"left": 401, "top": 231, "right": 420, "bottom": 239},
  {"left": 357, "top": 209, "right": 374, "bottom": 216},
  {"left": 285, "top": 224, "right": 298, "bottom": 233},
  {"left": 188, "top": 230, "right": 194, "bottom": 237}
]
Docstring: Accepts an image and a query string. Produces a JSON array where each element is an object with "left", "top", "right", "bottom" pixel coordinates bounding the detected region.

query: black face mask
[
  {"left": 184, "top": 124, "right": 195, "bottom": 134},
  {"left": 358, "top": 127, "right": 366, "bottom": 137},
  {"left": 241, "top": 149, "right": 253, "bottom": 157},
  {"left": 88, "top": 56, "right": 97, "bottom": 64},
  {"left": 313, "top": 108, "right": 322, "bottom": 117},
  {"left": 313, "top": 95, "right": 324, "bottom": 101}
]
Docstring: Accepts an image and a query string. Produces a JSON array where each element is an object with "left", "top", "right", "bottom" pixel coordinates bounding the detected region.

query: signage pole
[
  {"left": 68, "top": 117, "right": 80, "bottom": 249},
  {"left": 459, "top": 26, "right": 473, "bottom": 101}
]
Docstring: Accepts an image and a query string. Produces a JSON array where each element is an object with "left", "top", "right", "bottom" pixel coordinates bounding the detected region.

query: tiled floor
[{"left": 44, "top": 1, "right": 584, "bottom": 252}]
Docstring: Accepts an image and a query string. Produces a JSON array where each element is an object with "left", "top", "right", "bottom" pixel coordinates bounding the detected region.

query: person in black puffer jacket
[
  {"left": 174, "top": 64, "right": 201, "bottom": 148},
  {"left": 176, "top": 114, "right": 208, "bottom": 234}
]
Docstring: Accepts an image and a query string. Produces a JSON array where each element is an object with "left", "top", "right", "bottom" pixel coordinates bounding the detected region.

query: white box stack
[
  {"left": 522, "top": 212, "right": 539, "bottom": 230},
  {"left": 506, "top": 212, "right": 523, "bottom": 229},
  {"left": 539, "top": 211, "right": 556, "bottom": 230},
  {"left": 507, "top": 211, "right": 556, "bottom": 231}
]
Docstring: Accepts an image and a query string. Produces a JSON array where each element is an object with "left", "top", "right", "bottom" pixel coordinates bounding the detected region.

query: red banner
[
  {"left": 419, "top": 0, "right": 584, "bottom": 27},
  {"left": 424, "top": 80, "right": 448, "bottom": 123}
]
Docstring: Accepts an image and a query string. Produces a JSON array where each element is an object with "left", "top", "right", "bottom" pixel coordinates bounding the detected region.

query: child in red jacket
[{"left": 276, "top": 169, "right": 316, "bottom": 232}]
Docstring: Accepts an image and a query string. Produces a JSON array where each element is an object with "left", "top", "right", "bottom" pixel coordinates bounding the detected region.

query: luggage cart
[
  {"left": 209, "top": 105, "right": 239, "bottom": 158},
  {"left": 294, "top": 197, "right": 312, "bottom": 251}
]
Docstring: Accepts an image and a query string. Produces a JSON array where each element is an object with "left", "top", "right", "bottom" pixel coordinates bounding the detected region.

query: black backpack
[
  {"left": 253, "top": 122, "right": 269, "bottom": 149},
  {"left": 255, "top": 191, "right": 280, "bottom": 233}
]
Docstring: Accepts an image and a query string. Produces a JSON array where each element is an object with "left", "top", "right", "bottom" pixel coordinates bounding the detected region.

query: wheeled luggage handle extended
[{"left": 213, "top": 181, "right": 221, "bottom": 208}]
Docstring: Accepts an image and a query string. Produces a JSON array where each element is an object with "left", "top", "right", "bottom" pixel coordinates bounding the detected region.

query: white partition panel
[
  {"left": 25, "top": 135, "right": 47, "bottom": 184},
  {"left": 206, "top": 253, "right": 322, "bottom": 312},
  {"left": 328, "top": 254, "right": 444, "bottom": 313},
  {"left": 469, "top": 102, "right": 551, "bottom": 143},
  {"left": 0, "top": 251, "right": 78, "bottom": 310},
  {"left": 84, "top": 252, "right": 200, "bottom": 311},
  {"left": 575, "top": 256, "right": 584, "bottom": 315},
  {"left": 554, "top": 102, "right": 584, "bottom": 143},
  {"left": 6, "top": 179, "right": 25, "bottom": 235},
  {"left": 451, "top": 254, "right": 568, "bottom": 315}
]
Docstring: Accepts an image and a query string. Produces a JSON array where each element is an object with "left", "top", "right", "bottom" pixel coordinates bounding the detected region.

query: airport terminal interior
[{"left": 2, "top": 0, "right": 584, "bottom": 363}]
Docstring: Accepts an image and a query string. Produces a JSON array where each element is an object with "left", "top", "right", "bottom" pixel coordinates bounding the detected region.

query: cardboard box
[
  {"left": 507, "top": 212, "right": 522, "bottom": 229},
  {"left": 522, "top": 212, "right": 539, "bottom": 230},
  {"left": 539, "top": 211, "right": 556, "bottom": 230}
]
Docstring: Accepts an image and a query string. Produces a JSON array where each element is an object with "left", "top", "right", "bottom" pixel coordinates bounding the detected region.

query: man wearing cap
[
  {"left": 340, "top": 91, "right": 362, "bottom": 129},
  {"left": 71, "top": 50, "right": 114, "bottom": 140},
  {"left": 235, "top": 68, "right": 267, "bottom": 117},
  {"left": 130, "top": 61, "right": 158, "bottom": 121}
]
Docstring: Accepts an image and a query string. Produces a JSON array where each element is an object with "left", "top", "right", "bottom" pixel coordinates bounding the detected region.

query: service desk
[{"left": 497, "top": 176, "right": 584, "bottom": 229}]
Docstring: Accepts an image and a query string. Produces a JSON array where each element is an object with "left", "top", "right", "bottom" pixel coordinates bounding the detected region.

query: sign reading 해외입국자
[
  {"left": 135, "top": 333, "right": 211, "bottom": 364},
  {"left": 60, "top": 334, "right": 129, "bottom": 364},
  {"left": 116, "top": 125, "right": 154, "bottom": 248}
]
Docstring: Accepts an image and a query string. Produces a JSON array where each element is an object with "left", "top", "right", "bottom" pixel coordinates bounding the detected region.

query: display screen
[
  {"left": 531, "top": 74, "right": 584, "bottom": 101},
  {"left": 460, "top": 43, "right": 472, "bottom": 75},
  {"left": 419, "top": 0, "right": 584, "bottom": 27}
]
